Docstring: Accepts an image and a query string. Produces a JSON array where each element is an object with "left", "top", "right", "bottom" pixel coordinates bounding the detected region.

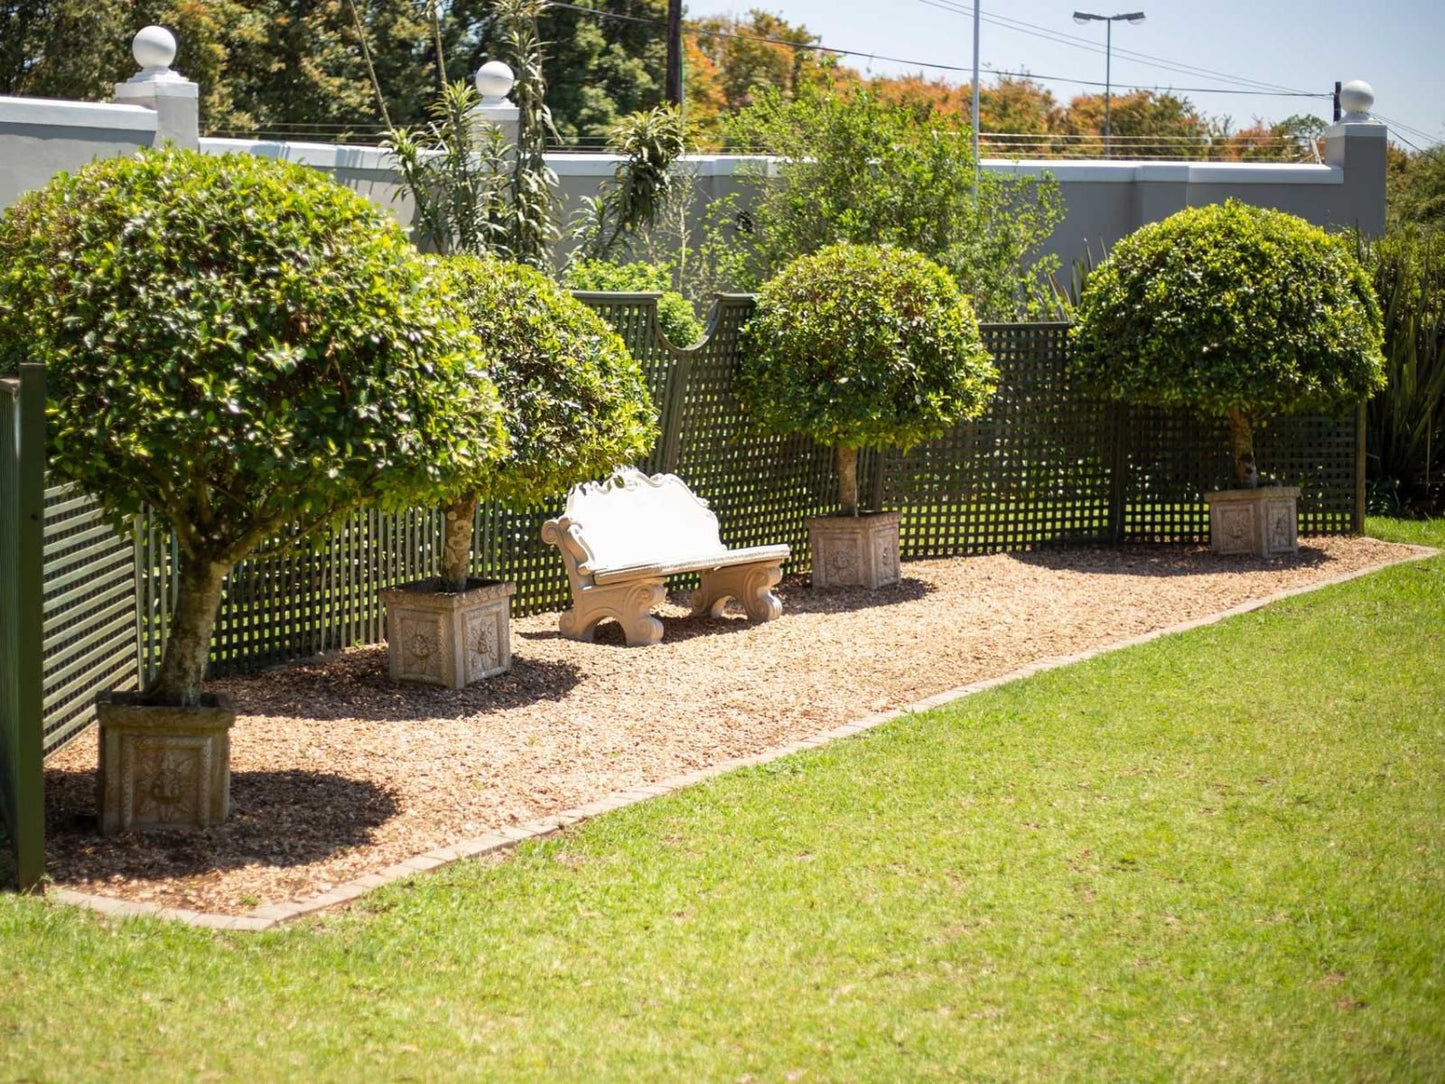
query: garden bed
[{"left": 43, "top": 537, "right": 1418, "bottom": 914}]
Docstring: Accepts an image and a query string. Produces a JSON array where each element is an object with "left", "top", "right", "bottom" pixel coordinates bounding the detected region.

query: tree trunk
[
  {"left": 1227, "top": 410, "right": 1258, "bottom": 489},
  {"left": 440, "top": 492, "right": 478, "bottom": 593},
  {"left": 145, "top": 555, "right": 230, "bottom": 708},
  {"left": 837, "top": 445, "right": 860, "bottom": 516}
]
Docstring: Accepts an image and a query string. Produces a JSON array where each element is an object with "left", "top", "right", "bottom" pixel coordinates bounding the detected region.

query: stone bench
[{"left": 541, "top": 468, "right": 789, "bottom": 646}]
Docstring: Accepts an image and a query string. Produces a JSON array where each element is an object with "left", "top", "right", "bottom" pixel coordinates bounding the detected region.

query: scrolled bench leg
[
  {"left": 691, "top": 562, "right": 784, "bottom": 624},
  {"left": 559, "top": 579, "right": 666, "bottom": 646}
]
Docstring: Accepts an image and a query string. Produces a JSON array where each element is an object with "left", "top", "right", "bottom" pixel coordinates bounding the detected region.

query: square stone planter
[
  {"left": 1204, "top": 486, "right": 1300, "bottom": 556},
  {"left": 382, "top": 578, "right": 516, "bottom": 689},
  {"left": 808, "top": 512, "right": 902, "bottom": 590},
  {"left": 97, "top": 691, "right": 235, "bottom": 836}
]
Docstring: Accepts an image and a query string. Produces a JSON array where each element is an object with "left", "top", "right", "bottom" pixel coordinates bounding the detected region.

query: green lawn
[{"left": 2, "top": 519, "right": 1442, "bottom": 1082}]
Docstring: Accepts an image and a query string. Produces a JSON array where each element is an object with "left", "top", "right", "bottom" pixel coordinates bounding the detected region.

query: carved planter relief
[
  {"left": 807, "top": 512, "right": 902, "bottom": 590},
  {"left": 96, "top": 691, "right": 235, "bottom": 835},
  {"left": 382, "top": 578, "right": 515, "bottom": 688},
  {"left": 1204, "top": 486, "right": 1300, "bottom": 557}
]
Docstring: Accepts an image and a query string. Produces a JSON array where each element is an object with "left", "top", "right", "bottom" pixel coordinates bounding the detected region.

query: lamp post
[{"left": 1072, "top": 10, "right": 1145, "bottom": 159}]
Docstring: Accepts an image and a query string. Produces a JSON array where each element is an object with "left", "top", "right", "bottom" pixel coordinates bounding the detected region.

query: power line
[
  {"left": 914, "top": 0, "right": 1316, "bottom": 96},
  {"left": 545, "top": 0, "right": 1326, "bottom": 99},
  {"left": 1372, "top": 112, "right": 1443, "bottom": 147}
]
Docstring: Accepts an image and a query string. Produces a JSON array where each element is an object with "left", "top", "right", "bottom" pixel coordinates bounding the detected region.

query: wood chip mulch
[{"left": 42, "top": 536, "right": 1419, "bottom": 914}]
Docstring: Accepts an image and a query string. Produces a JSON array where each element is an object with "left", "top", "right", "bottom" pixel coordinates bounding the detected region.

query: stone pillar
[
  {"left": 1322, "top": 79, "right": 1386, "bottom": 237},
  {"left": 112, "top": 26, "right": 199, "bottom": 150},
  {"left": 471, "top": 60, "right": 519, "bottom": 148}
]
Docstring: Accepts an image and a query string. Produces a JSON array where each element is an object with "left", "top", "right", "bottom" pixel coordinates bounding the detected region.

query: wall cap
[{"left": 0, "top": 94, "right": 158, "bottom": 133}]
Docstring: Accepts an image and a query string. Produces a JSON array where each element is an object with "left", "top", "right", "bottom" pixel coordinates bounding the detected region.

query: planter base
[
  {"left": 382, "top": 578, "right": 515, "bottom": 688},
  {"left": 808, "top": 512, "right": 902, "bottom": 589},
  {"left": 97, "top": 691, "right": 235, "bottom": 835},
  {"left": 1205, "top": 486, "right": 1300, "bottom": 556}
]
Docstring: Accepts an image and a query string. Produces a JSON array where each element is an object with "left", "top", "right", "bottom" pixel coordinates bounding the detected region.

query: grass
[{"left": 2, "top": 519, "right": 1442, "bottom": 1082}]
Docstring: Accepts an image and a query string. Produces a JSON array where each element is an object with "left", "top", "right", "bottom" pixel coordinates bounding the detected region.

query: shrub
[
  {"left": 563, "top": 259, "right": 705, "bottom": 347},
  {"left": 739, "top": 243, "right": 997, "bottom": 515},
  {"left": 1363, "top": 226, "right": 1445, "bottom": 500},
  {"left": 0, "top": 148, "right": 505, "bottom": 706},
  {"left": 434, "top": 255, "right": 658, "bottom": 589},
  {"left": 1070, "top": 200, "right": 1386, "bottom": 488}
]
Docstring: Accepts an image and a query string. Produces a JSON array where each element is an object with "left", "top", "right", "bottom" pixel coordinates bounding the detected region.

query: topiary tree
[
  {"left": 739, "top": 243, "right": 997, "bottom": 515},
  {"left": 1070, "top": 200, "right": 1386, "bottom": 488},
  {"left": 0, "top": 148, "right": 505, "bottom": 707},
  {"left": 432, "top": 254, "right": 658, "bottom": 592}
]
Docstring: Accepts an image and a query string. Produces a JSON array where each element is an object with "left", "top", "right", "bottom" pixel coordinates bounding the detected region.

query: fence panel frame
[{"left": 1, "top": 364, "right": 46, "bottom": 888}]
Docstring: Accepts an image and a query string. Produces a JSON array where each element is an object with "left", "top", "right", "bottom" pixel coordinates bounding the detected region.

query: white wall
[{"left": 0, "top": 90, "right": 1388, "bottom": 280}]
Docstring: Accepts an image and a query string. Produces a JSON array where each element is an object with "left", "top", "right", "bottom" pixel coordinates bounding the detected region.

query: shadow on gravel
[
  {"left": 1009, "top": 543, "right": 1331, "bottom": 579},
  {"left": 207, "top": 646, "right": 583, "bottom": 722},
  {"left": 43, "top": 768, "right": 398, "bottom": 881},
  {"left": 517, "top": 574, "right": 937, "bottom": 647}
]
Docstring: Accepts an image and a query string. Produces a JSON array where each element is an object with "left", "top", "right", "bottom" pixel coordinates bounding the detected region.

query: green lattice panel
[
  {"left": 1121, "top": 407, "right": 1358, "bottom": 542},
  {"left": 881, "top": 323, "right": 1114, "bottom": 557},
  {"left": 40, "top": 483, "right": 140, "bottom": 754}
]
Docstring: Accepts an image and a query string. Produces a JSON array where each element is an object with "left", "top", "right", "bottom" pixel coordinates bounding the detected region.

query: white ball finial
[
  {"left": 132, "top": 25, "right": 177, "bottom": 70},
  {"left": 474, "top": 61, "right": 516, "bottom": 105},
  {"left": 1339, "top": 79, "right": 1375, "bottom": 119}
]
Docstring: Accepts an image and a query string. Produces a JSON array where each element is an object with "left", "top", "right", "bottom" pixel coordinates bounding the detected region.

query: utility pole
[
  {"left": 971, "top": 0, "right": 981, "bottom": 173},
  {"left": 665, "top": 0, "right": 683, "bottom": 107}
]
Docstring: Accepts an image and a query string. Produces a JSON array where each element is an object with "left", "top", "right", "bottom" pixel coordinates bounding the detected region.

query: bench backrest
[{"left": 561, "top": 468, "right": 725, "bottom": 571}]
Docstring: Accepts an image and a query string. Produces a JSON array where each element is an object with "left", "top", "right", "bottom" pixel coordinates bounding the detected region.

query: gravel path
[{"left": 43, "top": 536, "right": 1416, "bottom": 913}]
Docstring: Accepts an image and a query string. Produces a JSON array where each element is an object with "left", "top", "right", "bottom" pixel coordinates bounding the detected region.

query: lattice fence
[
  {"left": 32, "top": 295, "right": 1363, "bottom": 750},
  {"left": 41, "top": 485, "right": 142, "bottom": 754}
]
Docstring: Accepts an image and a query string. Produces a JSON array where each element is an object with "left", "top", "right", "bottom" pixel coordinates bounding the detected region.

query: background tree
[
  {"left": 0, "top": 149, "right": 505, "bottom": 706},
  {"left": 1053, "top": 89, "right": 1210, "bottom": 158},
  {"left": 1389, "top": 146, "right": 1445, "bottom": 231},
  {"left": 716, "top": 85, "right": 1064, "bottom": 320},
  {"left": 1070, "top": 200, "right": 1386, "bottom": 489},
  {"left": 740, "top": 243, "right": 997, "bottom": 516}
]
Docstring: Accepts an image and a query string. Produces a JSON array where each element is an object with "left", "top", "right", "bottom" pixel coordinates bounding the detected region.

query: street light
[{"left": 1072, "top": 11, "right": 1145, "bottom": 159}]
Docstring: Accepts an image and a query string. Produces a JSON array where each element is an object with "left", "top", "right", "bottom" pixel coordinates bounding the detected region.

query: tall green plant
[
  {"left": 569, "top": 105, "right": 691, "bottom": 264},
  {"left": 384, "top": 80, "right": 513, "bottom": 256},
  {"left": 1364, "top": 227, "right": 1445, "bottom": 491},
  {"left": 378, "top": 0, "right": 559, "bottom": 265},
  {"left": 493, "top": 0, "right": 560, "bottom": 269}
]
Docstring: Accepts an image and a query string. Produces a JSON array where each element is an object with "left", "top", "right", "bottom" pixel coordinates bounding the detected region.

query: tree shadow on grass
[
  {"left": 208, "top": 646, "right": 583, "bottom": 722},
  {"left": 43, "top": 768, "right": 397, "bottom": 883},
  {"left": 1008, "top": 542, "right": 1332, "bottom": 579}
]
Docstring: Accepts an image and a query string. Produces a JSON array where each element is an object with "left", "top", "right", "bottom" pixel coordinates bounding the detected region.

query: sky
[{"left": 688, "top": 0, "right": 1444, "bottom": 150}]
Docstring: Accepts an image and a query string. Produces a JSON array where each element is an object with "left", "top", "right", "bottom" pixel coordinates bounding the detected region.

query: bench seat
[
  {"left": 589, "top": 544, "right": 791, "bottom": 585},
  {"left": 541, "top": 469, "right": 790, "bottom": 646}
]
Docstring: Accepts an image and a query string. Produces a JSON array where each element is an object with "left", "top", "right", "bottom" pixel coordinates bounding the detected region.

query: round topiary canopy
[
  {"left": 739, "top": 242, "right": 997, "bottom": 453},
  {"left": 438, "top": 254, "right": 658, "bottom": 510},
  {"left": 1068, "top": 199, "right": 1385, "bottom": 421}
]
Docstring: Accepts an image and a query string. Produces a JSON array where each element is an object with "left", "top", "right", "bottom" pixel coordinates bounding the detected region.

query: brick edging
[{"left": 47, "top": 544, "right": 1439, "bottom": 932}]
